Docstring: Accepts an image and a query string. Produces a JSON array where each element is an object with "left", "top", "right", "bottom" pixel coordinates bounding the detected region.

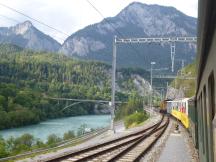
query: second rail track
[{"left": 45, "top": 115, "right": 169, "bottom": 162}]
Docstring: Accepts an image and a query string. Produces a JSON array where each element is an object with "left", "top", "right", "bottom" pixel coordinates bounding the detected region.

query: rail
[
  {"left": 0, "top": 127, "right": 109, "bottom": 162},
  {"left": 109, "top": 117, "right": 169, "bottom": 162},
  {"left": 45, "top": 115, "right": 168, "bottom": 162}
]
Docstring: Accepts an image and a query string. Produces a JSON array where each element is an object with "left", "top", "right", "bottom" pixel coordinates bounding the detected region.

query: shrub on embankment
[
  {"left": 0, "top": 124, "right": 89, "bottom": 158},
  {"left": 124, "top": 112, "right": 148, "bottom": 128}
]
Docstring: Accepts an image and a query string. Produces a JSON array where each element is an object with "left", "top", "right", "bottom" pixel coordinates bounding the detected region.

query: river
[{"left": 0, "top": 115, "right": 111, "bottom": 141}]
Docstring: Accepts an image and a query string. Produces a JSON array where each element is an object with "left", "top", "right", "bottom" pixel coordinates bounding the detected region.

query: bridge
[
  {"left": 152, "top": 75, "right": 196, "bottom": 80},
  {"left": 46, "top": 97, "right": 125, "bottom": 104},
  {"left": 45, "top": 96, "right": 127, "bottom": 112}
]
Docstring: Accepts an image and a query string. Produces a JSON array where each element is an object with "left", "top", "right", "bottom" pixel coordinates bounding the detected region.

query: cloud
[{"left": 0, "top": 0, "right": 197, "bottom": 43}]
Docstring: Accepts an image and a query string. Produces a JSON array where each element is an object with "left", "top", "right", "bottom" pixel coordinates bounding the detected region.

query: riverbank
[
  {"left": 0, "top": 115, "right": 111, "bottom": 159},
  {"left": 0, "top": 115, "right": 111, "bottom": 141},
  {"left": 17, "top": 113, "right": 161, "bottom": 162}
]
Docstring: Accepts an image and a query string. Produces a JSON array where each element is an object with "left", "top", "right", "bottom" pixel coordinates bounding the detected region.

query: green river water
[{"left": 0, "top": 115, "right": 111, "bottom": 141}]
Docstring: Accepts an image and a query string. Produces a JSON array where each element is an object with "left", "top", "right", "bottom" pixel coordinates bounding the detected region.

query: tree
[
  {"left": 77, "top": 124, "right": 87, "bottom": 136},
  {"left": 46, "top": 134, "right": 61, "bottom": 146},
  {"left": 0, "top": 95, "right": 6, "bottom": 110},
  {"left": 63, "top": 130, "right": 75, "bottom": 140},
  {"left": 15, "top": 134, "right": 34, "bottom": 147},
  {"left": 35, "top": 139, "right": 45, "bottom": 148},
  {"left": 14, "top": 91, "right": 33, "bottom": 108},
  {"left": 0, "top": 111, "right": 9, "bottom": 129},
  {"left": 6, "top": 136, "right": 15, "bottom": 152},
  {"left": 0, "top": 138, "right": 8, "bottom": 158}
]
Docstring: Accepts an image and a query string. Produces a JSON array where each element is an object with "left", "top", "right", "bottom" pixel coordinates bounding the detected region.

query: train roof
[
  {"left": 166, "top": 98, "right": 190, "bottom": 102},
  {"left": 197, "top": 0, "right": 216, "bottom": 92},
  {"left": 188, "top": 96, "right": 195, "bottom": 101}
]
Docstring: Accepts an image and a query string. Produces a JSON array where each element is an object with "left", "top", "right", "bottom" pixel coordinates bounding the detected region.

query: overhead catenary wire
[
  {"left": 0, "top": 2, "right": 70, "bottom": 37},
  {"left": 0, "top": 14, "right": 66, "bottom": 42},
  {"left": 0, "top": 2, "right": 114, "bottom": 45},
  {"left": 0, "top": 14, "right": 20, "bottom": 23},
  {"left": 85, "top": 0, "right": 123, "bottom": 38},
  {"left": 0, "top": 0, "right": 142, "bottom": 59},
  {"left": 85, "top": 0, "right": 142, "bottom": 55},
  {"left": 1, "top": 1, "right": 141, "bottom": 55}
]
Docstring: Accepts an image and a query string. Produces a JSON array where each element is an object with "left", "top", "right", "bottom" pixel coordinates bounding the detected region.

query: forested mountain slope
[
  {"left": 0, "top": 44, "right": 152, "bottom": 130},
  {"left": 168, "top": 61, "right": 196, "bottom": 98}
]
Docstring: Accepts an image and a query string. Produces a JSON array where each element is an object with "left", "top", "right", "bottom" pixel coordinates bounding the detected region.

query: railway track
[{"left": 46, "top": 115, "right": 169, "bottom": 162}]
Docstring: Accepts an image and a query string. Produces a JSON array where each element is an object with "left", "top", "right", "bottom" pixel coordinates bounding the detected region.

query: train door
[
  {"left": 203, "top": 86, "right": 209, "bottom": 162},
  {"left": 207, "top": 73, "right": 215, "bottom": 162}
]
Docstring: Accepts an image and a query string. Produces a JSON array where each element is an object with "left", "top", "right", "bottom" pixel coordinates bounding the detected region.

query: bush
[
  {"left": 115, "top": 95, "right": 144, "bottom": 120},
  {"left": 63, "top": 130, "right": 75, "bottom": 140},
  {"left": 124, "top": 112, "right": 148, "bottom": 128},
  {"left": 46, "top": 134, "right": 62, "bottom": 146},
  {"left": 0, "top": 138, "right": 8, "bottom": 158},
  {"left": 77, "top": 124, "right": 88, "bottom": 136},
  {"left": 35, "top": 140, "right": 45, "bottom": 148},
  {"left": 14, "top": 133, "right": 34, "bottom": 148}
]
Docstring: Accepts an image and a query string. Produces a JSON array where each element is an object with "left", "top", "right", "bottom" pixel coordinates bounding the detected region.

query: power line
[
  {"left": 85, "top": 0, "right": 122, "bottom": 37},
  {"left": 0, "top": 14, "right": 66, "bottom": 42},
  {"left": 85, "top": 0, "right": 142, "bottom": 58},
  {"left": 0, "top": 2, "right": 70, "bottom": 37},
  {"left": 0, "top": 14, "right": 19, "bottom": 23}
]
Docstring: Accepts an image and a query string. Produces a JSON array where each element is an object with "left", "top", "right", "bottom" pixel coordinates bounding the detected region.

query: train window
[
  {"left": 208, "top": 73, "right": 215, "bottom": 121},
  {"left": 208, "top": 73, "right": 215, "bottom": 161},
  {"left": 203, "top": 86, "right": 209, "bottom": 161}
]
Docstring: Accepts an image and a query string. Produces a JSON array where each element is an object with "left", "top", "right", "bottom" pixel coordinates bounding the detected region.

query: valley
[{"left": 0, "top": 44, "right": 156, "bottom": 130}]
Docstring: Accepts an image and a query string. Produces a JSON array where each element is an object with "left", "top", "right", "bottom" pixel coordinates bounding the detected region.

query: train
[
  {"left": 160, "top": 97, "right": 198, "bottom": 146},
  {"left": 195, "top": 0, "right": 216, "bottom": 161},
  {"left": 160, "top": 98, "right": 191, "bottom": 129},
  {"left": 159, "top": 0, "right": 216, "bottom": 161},
  {"left": 166, "top": 98, "right": 190, "bottom": 128}
]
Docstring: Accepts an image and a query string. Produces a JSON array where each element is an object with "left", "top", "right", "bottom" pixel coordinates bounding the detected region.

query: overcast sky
[{"left": 0, "top": 0, "right": 198, "bottom": 43}]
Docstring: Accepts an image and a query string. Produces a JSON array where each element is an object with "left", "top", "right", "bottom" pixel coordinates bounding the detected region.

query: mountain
[
  {"left": 0, "top": 21, "right": 61, "bottom": 52},
  {"left": 60, "top": 2, "right": 197, "bottom": 72}
]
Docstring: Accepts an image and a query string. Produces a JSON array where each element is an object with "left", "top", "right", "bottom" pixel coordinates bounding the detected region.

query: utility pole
[
  {"left": 166, "top": 82, "right": 169, "bottom": 99},
  {"left": 181, "top": 60, "right": 185, "bottom": 69},
  {"left": 150, "top": 62, "right": 156, "bottom": 115},
  {"left": 181, "top": 59, "right": 185, "bottom": 76},
  {"left": 111, "top": 35, "right": 117, "bottom": 133},
  {"left": 170, "top": 41, "right": 175, "bottom": 72},
  {"left": 160, "top": 89, "right": 163, "bottom": 101}
]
